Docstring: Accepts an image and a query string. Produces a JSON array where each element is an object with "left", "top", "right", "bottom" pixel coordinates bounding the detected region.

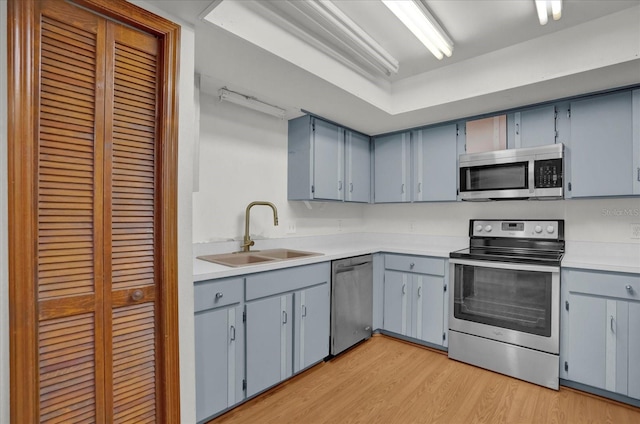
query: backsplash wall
[
  {"left": 362, "top": 198, "right": 640, "bottom": 243},
  {"left": 193, "top": 93, "right": 365, "bottom": 243},
  {"left": 195, "top": 92, "right": 639, "bottom": 245}
]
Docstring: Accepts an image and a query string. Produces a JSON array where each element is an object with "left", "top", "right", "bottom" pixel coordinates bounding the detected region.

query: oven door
[{"left": 449, "top": 258, "right": 559, "bottom": 354}]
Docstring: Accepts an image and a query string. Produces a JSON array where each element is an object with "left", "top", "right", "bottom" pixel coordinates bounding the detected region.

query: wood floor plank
[{"left": 211, "top": 336, "right": 640, "bottom": 424}]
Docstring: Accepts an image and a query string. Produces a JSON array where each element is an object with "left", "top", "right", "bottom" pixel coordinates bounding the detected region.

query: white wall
[
  {"left": 0, "top": 2, "right": 9, "bottom": 423},
  {"left": 362, "top": 198, "right": 640, "bottom": 244},
  {"left": 194, "top": 91, "right": 640, "bottom": 247},
  {"left": 193, "top": 93, "right": 365, "bottom": 243}
]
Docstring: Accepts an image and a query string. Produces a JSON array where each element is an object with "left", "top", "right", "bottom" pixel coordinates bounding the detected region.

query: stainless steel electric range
[{"left": 448, "top": 219, "right": 564, "bottom": 390}]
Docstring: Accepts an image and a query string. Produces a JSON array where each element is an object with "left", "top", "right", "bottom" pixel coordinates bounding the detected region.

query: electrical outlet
[
  {"left": 631, "top": 223, "right": 640, "bottom": 240},
  {"left": 286, "top": 221, "right": 297, "bottom": 234},
  {"left": 338, "top": 219, "right": 343, "bottom": 232},
  {"left": 409, "top": 221, "right": 416, "bottom": 231}
]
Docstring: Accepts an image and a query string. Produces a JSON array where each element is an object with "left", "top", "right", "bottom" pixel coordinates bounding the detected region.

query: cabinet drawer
[
  {"left": 565, "top": 269, "right": 640, "bottom": 301},
  {"left": 246, "top": 262, "right": 330, "bottom": 301},
  {"left": 194, "top": 277, "right": 244, "bottom": 312},
  {"left": 385, "top": 254, "right": 444, "bottom": 276}
]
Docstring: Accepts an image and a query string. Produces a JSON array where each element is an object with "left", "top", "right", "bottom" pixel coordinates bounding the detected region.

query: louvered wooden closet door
[{"left": 34, "top": 1, "right": 162, "bottom": 422}]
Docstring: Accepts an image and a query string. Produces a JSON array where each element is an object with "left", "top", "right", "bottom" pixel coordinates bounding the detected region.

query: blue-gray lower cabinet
[
  {"left": 560, "top": 268, "right": 640, "bottom": 400},
  {"left": 245, "top": 262, "right": 331, "bottom": 397},
  {"left": 294, "top": 283, "right": 330, "bottom": 373},
  {"left": 194, "top": 277, "right": 245, "bottom": 423},
  {"left": 382, "top": 255, "right": 448, "bottom": 348},
  {"left": 246, "top": 294, "right": 294, "bottom": 397}
]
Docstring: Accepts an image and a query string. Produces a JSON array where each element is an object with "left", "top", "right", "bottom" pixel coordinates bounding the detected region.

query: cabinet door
[
  {"left": 629, "top": 302, "right": 640, "bottom": 399},
  {"left": 374, "top": 133, "right": 410, "bottom": 203},
  {"left": 345, "top": 131, "right": 371, "bottom": 203},
  {"left": 413, "top": 275, "right": 445, "bottom": 346},
  {"left": 294, "top": 283, "right": 330, "bottom": 373},
  {"left": 569, "top": 91, "right": 634, "bottom": 197},
  {"left": 412, "top": 125, "right": 457, "bottom": 202},
  {"left": 508, "top": 106, "right": 556, "bottom": 149},
  {"left": 195, "top": 306, "right": 244, "bottom": 422},
  {"left": 566, "top": 292, "right": 607, "bottom": 388},
  {"left": 313, "top": 118, "right": 344, "bottom": 200},
  {"left": 383, "top": 271, "right": 410, "bottom": 335},
  {"left": 246, "top": 294, "right": 293, "bottom": 397}
]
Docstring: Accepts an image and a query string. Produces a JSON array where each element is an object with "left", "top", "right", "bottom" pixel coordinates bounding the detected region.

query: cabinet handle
[
  {"left": 131, "top": 289, "right": 144, "bottom": 302},
  {"left": 417, "top": 286, "right": 422, "bottom": 297},
  {"left": 401, "top": 183, "right": 405, "bottom": 194},
  {"left": 302, "top": 305, "right": 307, "bottom": 317},
  {"left": 350, "top": 182, "right": 354, "bottom": 193},
  {"left": 409, "top": 262, "right": 415, "bottom": 269},
  {"left": 417, "top": 182, "right": 422, "bottom": 193},
  {"left": 215, "top": 292, "right": 223, "bottom": 300},
  {"left": 516, "top": 123, "right": 520, "bottom": 135},
  {"left": 610, "top": 315, "right": 615, "bottom": 333},
  {"left": 230, "top": 325, "right": 236, "bottom": 342},
  {"left": 402, "top": 283, "right": 406, "bottom": 295},
  {"left": 627, "top": 285, "right": 634, "bottom": 294},
  {"left": 338, "top": 180, "right": 343, "bottom": 191},
  {"left": 282, "top": 310, "right": 288, "bottom": 324},
  {"left": 637, "top": 167, "right": 640, "bottom": 182}
]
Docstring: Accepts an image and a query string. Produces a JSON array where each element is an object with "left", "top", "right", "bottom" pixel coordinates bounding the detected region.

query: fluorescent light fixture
[
  {"left": 381, "top": 0, "right": 453, "bottom": 60},
  {"left": 218, "top": 87, "right": 286, "bottom": 119},
  {"left": 288, "top": 0, "right": 400, "bottom": 76},
  {"left": 535, "top": 0, "right": 562, "bottom": 25}
]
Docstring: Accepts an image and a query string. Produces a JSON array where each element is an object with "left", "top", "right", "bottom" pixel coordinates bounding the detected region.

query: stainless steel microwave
[{"left": 458, "top": 144, "right": 563, "bottom": 201}]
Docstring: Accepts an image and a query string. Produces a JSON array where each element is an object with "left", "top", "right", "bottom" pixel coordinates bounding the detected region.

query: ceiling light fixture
[
  {"left": 535, "top": 0, "right": 562, "bottom": 25},
  {"left": 218, "top": 87, "right": 286, "bottom": 119},
  {"left": 287, "top": 0, "right": 400, "bottom": 76},
  {"left": 381, "top": 0, "right": 453, "bottom": 60}
]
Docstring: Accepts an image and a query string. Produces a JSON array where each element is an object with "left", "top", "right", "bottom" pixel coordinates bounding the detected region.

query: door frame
[{"left": 7, "top": 0, "right": 181, "bottom": 421}]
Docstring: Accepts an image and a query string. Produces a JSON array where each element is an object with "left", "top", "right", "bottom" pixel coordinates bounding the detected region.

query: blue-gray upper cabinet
[
  {"left": 411, "top": 124, "right": 458, "bottom": 202},
  {"left": 288, "top": 115, "right": 371, "bottom": 202},
  {"left": 567, "top": 90, "right": 640, "bottom": 197},
  {"left": 345, "top": 130, "right": 371, "bottom": 202},
  {"left": 560, "top": 269, "right": 640, "bottom": 400},
  {"left": 373, "top": 132, "right": 411, "bottom": 203},
  {"left": 507, "top": 105, "right": 557, "bottom": 149},
  {"left": 194, "top": 277, "right": 245, "bottom": 423}
]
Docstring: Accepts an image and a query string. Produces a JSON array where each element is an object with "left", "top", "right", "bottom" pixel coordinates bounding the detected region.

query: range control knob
[
  {"left": 484, "top": 225, "right": 492, "bottom": 232},
  {"left": 546, "top": 225, "right": 555, "bottom": 234},
  {"left": 475, "top": 225, "right": 483, "bottom": 233},
  {"left": 534, "top": 225, "right": 543, "bottom": 234}
]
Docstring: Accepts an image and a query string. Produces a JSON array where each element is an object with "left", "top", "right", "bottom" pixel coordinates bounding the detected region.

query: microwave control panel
[{"left": 534, "top": 158, "right": 562, "bottom": 188}]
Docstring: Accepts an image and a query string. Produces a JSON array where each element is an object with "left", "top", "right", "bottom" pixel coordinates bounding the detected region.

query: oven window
[
  {"left": 453, "top": 264, "right": 552, "bottom": 337},
  {"left": 460, "top": 162, "right": 528, "bottom": 191}
]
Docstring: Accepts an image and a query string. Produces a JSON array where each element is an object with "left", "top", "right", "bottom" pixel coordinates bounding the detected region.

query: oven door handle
[{"left": 449, "top": 258, "right": 560, "bottom": 273}]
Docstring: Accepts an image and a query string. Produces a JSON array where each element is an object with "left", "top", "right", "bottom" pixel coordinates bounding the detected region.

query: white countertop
[
  {"left": 193, "top": 233, "right": 466, "bottom": 282},
  {"left": 193, "top": 233, "right": 640, "bottom": 282},
  {"left": 562, "top": 241, "right": 640, "bottom": 274}
]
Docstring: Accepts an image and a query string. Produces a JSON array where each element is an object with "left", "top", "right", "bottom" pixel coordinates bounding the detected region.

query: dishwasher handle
[{"left": 334, "top": 261, "right": 372, "bottom": 274}]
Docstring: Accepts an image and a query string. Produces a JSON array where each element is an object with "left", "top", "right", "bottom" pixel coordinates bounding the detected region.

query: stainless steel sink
[{"left": 197, "top": 249, "right": 322, "bottom": 268}]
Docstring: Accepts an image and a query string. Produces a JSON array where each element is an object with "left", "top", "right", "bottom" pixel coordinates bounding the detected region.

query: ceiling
[{"left": 147, "top": 0, "right": 640, "bottom": 134}]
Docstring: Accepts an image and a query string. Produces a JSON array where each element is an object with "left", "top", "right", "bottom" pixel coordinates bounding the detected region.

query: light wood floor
[{"left": 211, "top": 335, "right": 640, "bottom": 424}]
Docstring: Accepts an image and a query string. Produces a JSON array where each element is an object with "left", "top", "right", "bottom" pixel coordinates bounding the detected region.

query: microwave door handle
[{"left": 528, "top": 160, "right": 535, "bottom": 194}]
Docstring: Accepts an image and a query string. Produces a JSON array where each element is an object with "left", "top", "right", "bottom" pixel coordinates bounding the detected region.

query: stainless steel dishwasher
[{"left": 331, "top": 255, "right": 373, "bottom": 356}]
